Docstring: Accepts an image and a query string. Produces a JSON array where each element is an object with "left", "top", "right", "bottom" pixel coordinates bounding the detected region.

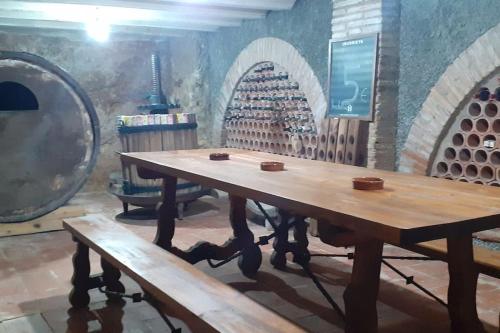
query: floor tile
[{"left": 0, "top": 192, "right": 498, "bottom": 332}]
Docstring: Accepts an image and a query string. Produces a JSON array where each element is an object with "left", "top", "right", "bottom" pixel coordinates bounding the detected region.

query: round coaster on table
[
  {"left": 352, "top": 177, "right": 384, "bottom": 190},
  {"left": 260, "top": 161, "right": 285, "bottom": 171}
]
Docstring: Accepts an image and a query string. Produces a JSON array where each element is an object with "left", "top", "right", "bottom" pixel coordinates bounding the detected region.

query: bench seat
[
  {"left": 316, "top": 221, "right": 499, "bottom": 279},
  {"left": 63, "top": 214, "right": 306, "bottom": 333},
  {"left": 405, "top": 239, "right": 500, "bottom": 279}
]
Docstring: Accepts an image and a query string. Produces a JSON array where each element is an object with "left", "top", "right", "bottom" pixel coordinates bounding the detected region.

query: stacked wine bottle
[
  {"left": 431, "top": 76, "right": 500, "bottom": 186},
  {"left": 223, "top": 62, "right": 318, "bottom": 159}
]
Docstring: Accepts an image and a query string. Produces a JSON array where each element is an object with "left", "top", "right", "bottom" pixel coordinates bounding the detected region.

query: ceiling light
[{"left": 85, "top": 8, "right": 110, "bottom": 42}]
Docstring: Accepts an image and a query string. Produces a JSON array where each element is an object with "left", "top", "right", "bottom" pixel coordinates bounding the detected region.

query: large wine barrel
[{"left": 0, "top": 52, "right": 99, "bottom": 223}]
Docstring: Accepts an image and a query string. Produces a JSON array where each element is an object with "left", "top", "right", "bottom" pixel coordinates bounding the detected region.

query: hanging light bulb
[{"left": 86, "top": 7, "right": 110, "bottom": 42}]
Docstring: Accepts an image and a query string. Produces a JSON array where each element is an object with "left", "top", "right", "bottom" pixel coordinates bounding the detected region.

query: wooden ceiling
[{"left": 0, "top": 0, "right": 296, "bottom": 38}]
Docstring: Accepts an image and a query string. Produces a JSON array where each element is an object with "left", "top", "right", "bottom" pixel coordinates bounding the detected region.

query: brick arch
[
  {"left": 399, "top": 24, "right": 500, "bottom": 175},
  {"left": 211, "top": 37, "right": 327, "bottom": 146}
]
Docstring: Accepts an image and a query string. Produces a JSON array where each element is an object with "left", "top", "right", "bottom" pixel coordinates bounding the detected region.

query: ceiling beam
[
  {"left": 3, "top": 0, "right": 268, "bottom": 20},
  {"left": 0, "top": 2, "right": 246, "bottom": 27},
  {"left": 0, "top": 13, "right": 220, "bottom": 32},
  {"left": 0, "top": 0, "right": 297, "bottom": 36},
  {"left": 0, "top": 18, "right": 188, "bottom": 37},
  {"left": 154, "top": 0, "right": 296, "bottom": 11}
]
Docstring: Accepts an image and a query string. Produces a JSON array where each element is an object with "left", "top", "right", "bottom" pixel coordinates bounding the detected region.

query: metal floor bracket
[
  {"left": 98, "top": 287, "right": 182, "bottom": 332},
  {"left": 310, "top": 253, "right": 448, "bottom": 308},
  {"left": 205, "top": 201, "right": 348, "bottom": 321}
]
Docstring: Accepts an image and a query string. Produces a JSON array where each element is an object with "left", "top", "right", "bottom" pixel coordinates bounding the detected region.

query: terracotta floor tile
[{"left": 295, "top": 314, "right": 344, "bottom": 333}]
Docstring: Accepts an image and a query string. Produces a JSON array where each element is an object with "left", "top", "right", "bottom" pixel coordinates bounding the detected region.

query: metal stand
[
  {"left": 207, "top": 199, "right": 447, "bottom": 319},
  {"left": 310, "top": 252, "right": 448, "bottom": 307}
]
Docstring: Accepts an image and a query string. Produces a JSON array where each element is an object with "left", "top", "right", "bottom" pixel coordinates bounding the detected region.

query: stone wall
[
  {"left": 0, "top": 31, "right": 174, "bottom": 191},
  {"left": 167, "top": 33, "right": 211, "bottom": 147},
  {"left": 332, "top": 0, "right": 400, "bottom": 170},
  {"left": 397, "top": 0, "right": 500, "bottom": 163},
  {"left": 206, "top": 0, "right": 332, "bottom": 145}
]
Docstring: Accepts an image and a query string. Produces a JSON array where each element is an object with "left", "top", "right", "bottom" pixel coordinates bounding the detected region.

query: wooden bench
[
  {"left": 317, "top": 221, "right": 499, "bottom": 279},
  {"left": 63, "top": 214, "right": 306, "bottom": 333},
  {"left": 405, "top": 239, "right": 500, "bottom": 279}
]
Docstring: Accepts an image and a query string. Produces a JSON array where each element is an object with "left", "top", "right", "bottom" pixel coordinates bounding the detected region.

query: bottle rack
[
  {"left": 431, "top": 76, "right": 500, "bottom": 186},
  {"left": 315, "top": 117, "right": 368, "bottom": 167},
  {"left": 223, "top": 62, "right": 318, "bottom": 159}
]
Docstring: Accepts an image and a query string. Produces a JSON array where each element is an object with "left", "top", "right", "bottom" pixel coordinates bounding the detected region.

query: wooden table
[{"left": 121, "top": 148, "right": 500, "bottom": 333}]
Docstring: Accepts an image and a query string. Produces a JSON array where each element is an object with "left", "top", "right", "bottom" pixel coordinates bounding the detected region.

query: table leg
[
  {"left": 270, "top": 209, "right": 291, "bottom": 269},
  {"left": 154, "top": 175, "right": 177, "bottom": 250},
  {"left": 156, "top": 190, "right": 261, "bottom": 276},
  {"left": 122, "top": 202, "right": 128, "bottom": 215},
  {"left": 292, "top": 216, "right": 310, "bottom": 265},
  {"left": 230, "top": 195, "right": 262, "bottom": 277},
  {"left": 177, "top": 202, "right": 185, "bottom": 220},
  {"left": 447, "top": 235, "right": 485, "bottom": 333},
  {"left": 271, "top": 212, "right": 310, "bottom": 269},
  {"left": 343, "top": 239, "right": 383, "bottom": 333}
]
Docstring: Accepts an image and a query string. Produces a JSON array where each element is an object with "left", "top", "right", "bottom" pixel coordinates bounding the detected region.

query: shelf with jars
[{"left": 223, "top": 62, "right": 318, "bottom": 159}]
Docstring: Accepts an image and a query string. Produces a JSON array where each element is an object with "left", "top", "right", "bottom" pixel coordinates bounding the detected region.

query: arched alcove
[
  {"left": 212, "top": 37, "right": 327, "bottom": 146},
  {"left": 223, "top": 61, "right": 318, "bottom": 159}
]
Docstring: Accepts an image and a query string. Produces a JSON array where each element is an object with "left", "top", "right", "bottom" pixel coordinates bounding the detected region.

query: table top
[{"left": 121, "top": 148, "right": 500, "bottom": 245}]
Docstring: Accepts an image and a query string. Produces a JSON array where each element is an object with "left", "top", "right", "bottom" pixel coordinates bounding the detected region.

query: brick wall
[{"left": 331, "top": 0, "right": 400, "bottom": 170}]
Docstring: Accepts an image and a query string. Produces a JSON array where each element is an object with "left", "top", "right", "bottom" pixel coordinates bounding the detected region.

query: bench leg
[
  {"left": 66, "top": 308, "right": 91, "bottom": 332},
  {"left": 343, "top": 238, "right": 383, "bottom": 333},
  {"left": 69, "top": 238, "right": 91, "bottom": 309},
  {"left": 155, "top": 175, "right": 178, "bottom": 250},
  {"left": 447, "top": 235, "right": 485, "bottom": 333},
  {"left": 101, "top": 258, "right": 125, "bottom": 302},
  {"left": 99, "top": 300, "right": 125, "bottom": 332}
]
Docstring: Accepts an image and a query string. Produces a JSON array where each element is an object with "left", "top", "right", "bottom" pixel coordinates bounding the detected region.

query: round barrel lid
[{"left": 0, "top": 52, "right": 99, "bottom": 223}]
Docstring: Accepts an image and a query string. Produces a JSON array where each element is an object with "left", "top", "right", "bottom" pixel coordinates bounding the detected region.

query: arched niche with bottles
[{"left": 223, "top": 62, "right": 319, "bottom": 159}]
